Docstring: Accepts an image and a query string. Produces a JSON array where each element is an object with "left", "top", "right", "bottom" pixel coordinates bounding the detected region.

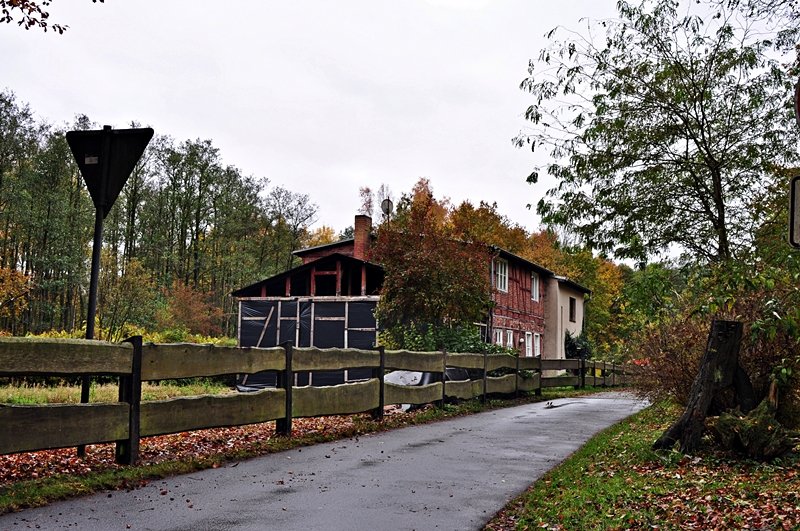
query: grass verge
[
  {"left": 485, "top": 402, "right": 800, "bottom": 530},
  {"left": 0, "top": 380, "right": 232, "bottom": 404}
]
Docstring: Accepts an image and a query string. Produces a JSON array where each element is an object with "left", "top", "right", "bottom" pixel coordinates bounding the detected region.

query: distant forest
[{"left": 0, "top": 89, "right": 329, "bottom": 340}]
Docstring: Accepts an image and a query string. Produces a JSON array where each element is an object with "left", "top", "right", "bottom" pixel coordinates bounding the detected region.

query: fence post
[
  {"left": 535, "top": 356, "right": 542, "bottom": 396},
  {"left": 602, "top": 361, "right": 607, "bottom": 387},
  {"left": 276, "top": 341, "right": 293, "bottom": 436},
  {"left": 116, "top": 336, "right": 142, "bottom": 465},
  {"left": 573, "top": 358, "right": 580, "bottom": 390},
  {"left": 482, "top": 351, "right": 488, "bottom": 404},
  {"left": 515, "top": 355, "right": 520, "bottom": 398},
  {"left": 371, "top": 346, "right": 385, "bottom": 420},
  {"left": 439, "top": 349, "right": 447, "bottom": 407},
  {"left": 579, "top": 357, "right": 586, "bottom": 389},
  {"left": 612, "top": 362, "right": 617, "bottom": 386}
]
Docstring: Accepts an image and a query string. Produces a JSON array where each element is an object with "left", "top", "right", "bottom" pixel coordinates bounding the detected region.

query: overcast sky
[{"left": 1, "top": 0, "right": 617, "bottom": 233}]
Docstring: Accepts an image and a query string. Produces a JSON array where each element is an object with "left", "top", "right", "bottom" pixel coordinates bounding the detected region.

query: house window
[
  {"left": 569, "top": 297, "right": 577, "bottom": 323},
  {"left": 531, "top": 272, "right": 540, "bottom": 301},
  {"left": 534, "top": 333, "right": 541, "bottom": 357},
  {"left": 477, "top": 323, "right": 488, "bottom": 343},
  {"left": 525, "top": 332, "right": 532, "bottom": 357},
  {"left": 494, "top": 329, "right": 504, "bottom": 346},
  {"left": 495, "top": 259, "right": 508, "bottom": 292},
  {"left": 506, "top": 329, "right": 514, "bottom": 348}
]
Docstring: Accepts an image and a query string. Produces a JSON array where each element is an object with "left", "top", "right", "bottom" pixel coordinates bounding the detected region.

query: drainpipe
[
  {"left": 488, "top": 257, "right": 494, "bottom": 342},
  {"left": 487, "top": 247, "right": 500, "bottom": 344}
]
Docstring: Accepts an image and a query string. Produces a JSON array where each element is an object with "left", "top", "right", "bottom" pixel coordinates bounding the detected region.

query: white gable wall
[{"left": 543, "top": 279, "right": 586, "bottom": 360}]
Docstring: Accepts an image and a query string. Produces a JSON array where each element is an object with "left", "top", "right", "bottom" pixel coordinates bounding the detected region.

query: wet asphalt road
[{"left": 0, "top": 392, "right": 647, "bottom": 531}]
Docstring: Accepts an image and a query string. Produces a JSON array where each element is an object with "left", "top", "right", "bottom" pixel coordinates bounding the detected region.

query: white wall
[{"left": 544, "top": 279, "right": 586, "bottom": 360}]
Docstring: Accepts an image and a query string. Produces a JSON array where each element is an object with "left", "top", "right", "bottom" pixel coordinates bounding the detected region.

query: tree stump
[
  {"left": 653, "top": 319, "right": 755, "bottom": 453},
  {"left": 706, "top": 395, "right": 799, "bottom": 461}
]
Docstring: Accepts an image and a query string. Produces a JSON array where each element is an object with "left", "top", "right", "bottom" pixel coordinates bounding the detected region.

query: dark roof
[
  {"left": 236, "top": 240, "right": 587, "bottom": 297},
  {"left": 232, "top": 253, "right": 383, "bottom": 297},
  {"left": 492, "top": 246, "right": 555, "bottom": 276},
  {"left": 491, "top": 246, "right": 590, "bottom": 294},
  {"left": 554, "top": 275, "right": 592, "bottom": 295},
  {"left": 293, "top": 238, "right": 354, "bottom": 256}
]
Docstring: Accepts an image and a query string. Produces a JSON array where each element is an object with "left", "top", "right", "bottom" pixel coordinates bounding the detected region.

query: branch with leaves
[{"left": 0, "top": 0, "right": 103, "bottom": 34}]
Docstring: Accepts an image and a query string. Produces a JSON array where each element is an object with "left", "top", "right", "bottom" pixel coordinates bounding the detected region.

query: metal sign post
[
  {"left": 791, "top": 176, "right": 800, "bottom": 249},
  {"left": 789, "top": 78, "right": 800, "bottom": 248},
  {"left": 66, "top": 125, "right": 153, "bottom": 456}
]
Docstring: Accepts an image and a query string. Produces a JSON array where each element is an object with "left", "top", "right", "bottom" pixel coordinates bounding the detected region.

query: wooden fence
[{"left": 0, "top": 337, "right": 629, "bottom": 465}]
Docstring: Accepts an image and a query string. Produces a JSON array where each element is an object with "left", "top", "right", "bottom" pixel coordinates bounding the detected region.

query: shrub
[
  {"left": 379, "top": 322, "right": 514, "bottom": 355},
  {"left": 564, "top": 331, "right": 594, "bottom": 360},
  {"left": 632, "top": 263, "right": 800, "bottom": 428},
  {"left": 632, "top": 316, "right": 708, "bottom": 406},
  {"left": 156, "top": 281, "right": 223, "bottom": 337}
]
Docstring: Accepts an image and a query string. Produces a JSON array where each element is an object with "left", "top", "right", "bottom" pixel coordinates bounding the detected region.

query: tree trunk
[{"left": 653, "top": 319, "right": 751, "bottom": 453}]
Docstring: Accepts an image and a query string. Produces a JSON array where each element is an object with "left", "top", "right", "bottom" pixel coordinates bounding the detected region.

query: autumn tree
[
  {"left": 0, "top": 267, "right": 28, "bottom": 333},
  {"left": 156, "top": 280, "right": 223, "bottom": 338},
  {"left": 371, "top": 179, "right": 492, "bottom": 350},
  {"left": 303, "top": 225, "right": 337, "bottom": 248},
  {"left": 517, "top": 0, "right": 799, "bottom": 263},
  {"left": 449, "top": 201, "right": 529, "bottom": 255}
]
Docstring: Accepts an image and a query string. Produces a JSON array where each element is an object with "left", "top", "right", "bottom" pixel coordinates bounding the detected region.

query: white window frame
[
  {"left": 494, "top": 328, "right": 504, "bottom": 346},
  {"left": 506, "top": 329, "right": 514, "bottom": 348},
  {"left": 531, "top": 272, "right": 540, "bottom": 302},
  {"left": 534, "top": 333, "right": 541, "bottom": 357},
  {"left": 525, "top": 332, "right": 533, "bottom": 357},
  {"left": 495, "top": 258, "right": 508, "bottom": 293}
]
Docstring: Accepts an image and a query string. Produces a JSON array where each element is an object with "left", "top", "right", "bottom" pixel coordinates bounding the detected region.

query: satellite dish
[{"left": 381, "top": 198, "right": 394, "bottom": 217}]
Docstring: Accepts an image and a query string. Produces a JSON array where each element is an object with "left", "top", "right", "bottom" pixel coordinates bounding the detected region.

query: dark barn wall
[{"left": 237, "top": 297, "right": 378, "bottom": 387}]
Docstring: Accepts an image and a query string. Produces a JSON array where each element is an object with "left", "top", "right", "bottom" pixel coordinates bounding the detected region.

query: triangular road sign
[{"left": 66, "top": 126, "right": 154, "bottom": 217}]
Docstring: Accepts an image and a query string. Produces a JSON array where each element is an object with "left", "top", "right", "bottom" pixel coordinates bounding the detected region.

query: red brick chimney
[{"left": 353, "top": 214, "right": 372, "bottom": 261}]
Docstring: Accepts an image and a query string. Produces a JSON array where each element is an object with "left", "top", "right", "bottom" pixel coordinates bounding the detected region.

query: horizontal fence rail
[{"left": 0, "top": 337, "right": 630, "bottom": 465}]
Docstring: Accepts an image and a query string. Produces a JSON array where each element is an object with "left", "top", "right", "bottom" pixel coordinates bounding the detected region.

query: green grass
[
  {"left": 485, "top": 402, "right": 800, "bottom": 530},
  {"left": 0, "top": 460, "right": 209, "bottom": 512},
  {"left": 502, "top": 404, "right": 671, "bottom": 529},
  {"left": 0, "top": 380, "right": 233, "bottom": 405}
]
